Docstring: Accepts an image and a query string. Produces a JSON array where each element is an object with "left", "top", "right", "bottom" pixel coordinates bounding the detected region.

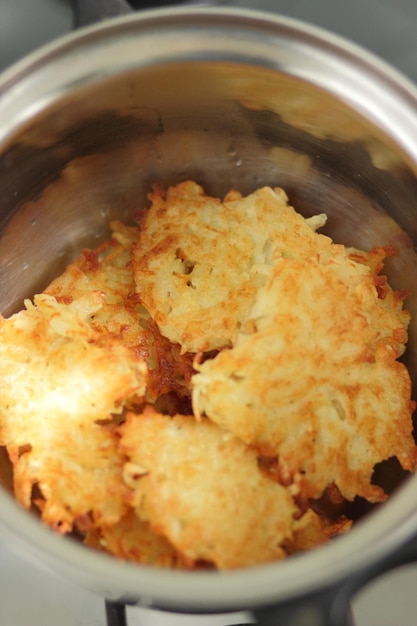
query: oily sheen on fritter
[
  {"left": 0, "top": 293, "right": 146, "bottom": 532},
  {"left": 133, "top": 181, "right": 327, "bottom": 353},
  {"left": 192, "top": 257, "right": 415, "bottom": 503},
  {"left": 119, "top": 406, "right": 298, "bottom": 569},
  {"left": 84, "top": 510, "right": 188, "bottom": 569},
  {"left": 0, "top": 180, "right": 415, "bottom": 570},
  {"left": 45, "top": 221, "right": 195, "bottom": 404}
]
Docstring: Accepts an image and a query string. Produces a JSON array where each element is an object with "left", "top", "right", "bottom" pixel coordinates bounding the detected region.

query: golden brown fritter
[
  {"left": 287, "top": 508, "right": 352, "bottom": 554},
  {"left": 46, "top": 221, "right": 195, "bottom": 403},
  {"left": 192, "top": 257, "right": 416, "bottom": 502},
  {"left": 132, "top": 181, "right": 327, "bottom": 353},
  {"left": 119, "top": 406, "right": 299, "bottom": 569},
  {"left": 0, "top": 293, "right": 146, "bottom": 532},
  {"left": 0, "top": 179, "right": 414, "bottom": 570},
  {"left": 84, "top": 510, "right": 188, "bottom": 568}
]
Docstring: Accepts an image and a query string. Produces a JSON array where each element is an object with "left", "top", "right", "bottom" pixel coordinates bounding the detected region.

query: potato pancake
[
  {"left": 0, "top": 180, "right": 414, "bottom": 569},
  {"left": 133, "top": 181, "right": 327, "bottom": 353},
  {"left": 84, "top": 510, "right": 187, "bottom": 568},
  {"left": 0, "top": 293, "right": 146, "bottom": 532},
  {"left": 45, "top": 221, "right": 195, "bottom": 403},
  {"left": 119, "top": 407, "right": 298, "bottom": 569},
  {"left": 192, "top": 257, "right": 416, "bottom": 502}
]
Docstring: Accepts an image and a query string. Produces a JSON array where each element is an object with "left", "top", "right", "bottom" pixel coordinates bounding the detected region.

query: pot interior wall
[{"left": 1, "top": 57, "right": 417, "bottom": 530}]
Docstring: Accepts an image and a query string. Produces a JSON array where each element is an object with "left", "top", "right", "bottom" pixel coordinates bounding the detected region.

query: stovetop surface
[{"left": 2, "top": 1, "right": 417, "bottom": 625}]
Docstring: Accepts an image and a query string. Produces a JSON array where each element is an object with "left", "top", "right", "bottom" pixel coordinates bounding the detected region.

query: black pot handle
[
  {"left": 253, "top": 585, "right": 355, "bottom": 626},
  {"left": 71, "top": 0, "right": 133, "bottom": 28},
  {"left": 254, "top": 533, "right": 417, "bottom": 626}
]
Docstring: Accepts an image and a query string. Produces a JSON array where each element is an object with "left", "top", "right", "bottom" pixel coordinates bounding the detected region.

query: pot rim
[
  {"left": 1, "top": 475, "right": 417, "bottom": 612},
  {"left": 1, "top": 5, "right": 417, "bottom": 612},
  {"left": 2, "top": 6, "right": 417, "bottom": 166}
]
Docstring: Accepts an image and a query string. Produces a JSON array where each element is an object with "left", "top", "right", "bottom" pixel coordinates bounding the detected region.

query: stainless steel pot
[{"left": 1, "top": 3, "right": 417, "bottom": 625}]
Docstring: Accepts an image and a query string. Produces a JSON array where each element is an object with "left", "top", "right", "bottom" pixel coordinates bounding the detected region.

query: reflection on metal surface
[
  {"left": 1, "top": 4, "right": 417, "bottom": 626},
  {"left": 2, "top": 0, "right": 417, "bottom": 82}
]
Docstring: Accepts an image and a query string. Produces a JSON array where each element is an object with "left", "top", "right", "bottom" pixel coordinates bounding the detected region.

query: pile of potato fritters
[{"left": 0, "top": 181, "right": 415, "bottom": 569}]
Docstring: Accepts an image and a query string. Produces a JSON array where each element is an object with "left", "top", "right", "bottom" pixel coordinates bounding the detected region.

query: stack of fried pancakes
[{"left": 0, "top": 181, "right": 415, "bottom": 570}]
